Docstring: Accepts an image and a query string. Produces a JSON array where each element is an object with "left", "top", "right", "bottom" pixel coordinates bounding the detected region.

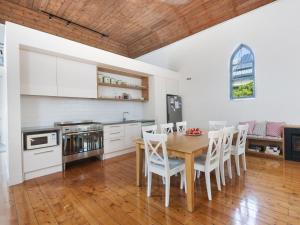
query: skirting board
[
  {"left": 103, "top": 148, "right": 135, "bottom": 160},
  {"left": 24, "top": 164, "right": 62, "bottom": 180}
]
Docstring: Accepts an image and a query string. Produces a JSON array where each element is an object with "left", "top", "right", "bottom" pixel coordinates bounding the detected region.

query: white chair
[
  {"left": 142, "top": 125, "right": 158, "bottom": 177},
  {"left": 231, "top": 124, "right": 248, "bottom": 176},
  {"left": 160, "top": 123, "right": 174, "bottom": 134},
  {"left": 144, "top": 133, "right": 186, "bottom": 207},
  {"left": 194, "top": 130, "right": 222, "bottom": 200},
  {"left": 176, "top": 121, "right": 187, "bottom": 134},
  {"left": 220, "top": 126, "right": 235, "bottom": 186},
  {"left": 209, "top": 121, "right": 227, "bottom": 131}
]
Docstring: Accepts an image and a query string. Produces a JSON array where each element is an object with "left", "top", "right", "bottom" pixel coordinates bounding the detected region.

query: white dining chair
[
  {"left": 142, "top": 125, "right": 158, "bottom": 177},
  {"left": 231, "top": 124, "right": 248, "bottom": 176},
  {"left": 194, "top": 130, "right": 222, "bottom": 200},
  {"left": 160, "top": 123, "right": 174, "bottom": 134},
  {"left": 176, "top": 121, "right": 187, "bottom": 134},
  {"left": 209, "top": 121, "right": 227, "bottom": 131},
  {"left": 144, "top": 133, "right": 186, "bottom": 207},
  {"left": 220, "top": 126, "right": 235, "bottom": 186}
]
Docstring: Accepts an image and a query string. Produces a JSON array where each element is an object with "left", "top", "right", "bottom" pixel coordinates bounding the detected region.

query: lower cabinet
[
  {"left": 104, "top": 122, "right": 141, "bottom": 158},
  {"left": 23, "top": 145, "right": 62, "bottom": 180}
]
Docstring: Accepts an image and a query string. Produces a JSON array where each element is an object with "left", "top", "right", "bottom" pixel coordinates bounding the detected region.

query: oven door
[{"left": 25, "top": 132, "right": 58, "bottom": 150}]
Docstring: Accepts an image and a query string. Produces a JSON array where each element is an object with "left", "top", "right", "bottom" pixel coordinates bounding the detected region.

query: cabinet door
[
  {"left": 57, "top": 58, "right": 97, "bottom": 98},
  {"left": 124, "top": 123, "right": 141, "bottom": 148},
  {"left": 20, "top": 50, "right": 58, "bottom": 96}
]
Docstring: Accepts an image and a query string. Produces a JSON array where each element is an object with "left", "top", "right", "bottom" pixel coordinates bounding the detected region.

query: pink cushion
[
  {"left": 239, "top": 121, "right": 256, "bottom": 134},
  {"left": 266, "top": 122, "right": 285, "bottom": 137}
]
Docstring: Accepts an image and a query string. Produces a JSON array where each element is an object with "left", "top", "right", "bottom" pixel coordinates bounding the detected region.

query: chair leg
[
  {"left": 227, "top": 158, "right": 232, "bottom": 179},
  {"left": 165, "top": 176, "right": 170, "bottom": 207},
  {"left": 242, "top": 152, "right": 247, "bottom": 171},
  {"left": 235, "top": 155, "right": 240, "bottom": 176},
  {"left": 180, "top": 171, "right": 184, "bottom": 190},
  {"left": 184, "top": 171, "right": 187, "bottom": 194},
  {"left": 147, "top": 171, "right": 152, "bottom": 197},
  {"left": 205, "top": 171, "right": 212, "bottom": 201},
  {"left": 220, "top": 161, "right": 226, "bottom": 186},
  {"left": 215, "top": 167, "right": 221, "bottom": 191},
  {"left": 144, "top": 155, "right": 147, "bottom": 177}
]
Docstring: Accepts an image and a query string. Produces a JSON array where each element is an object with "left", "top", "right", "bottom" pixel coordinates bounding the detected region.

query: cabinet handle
[
  {"left": 128, "top": 124, "right": 138, "bottom": 126},
  {"left": 110, "top": 139, "right": 121, "bottom": 142},
  {"left": 110, "top": 132, "right": 121, "bottom": 135},
  {"left": 34, "top": 150, "right": 54, "bottom": 155},
  {"left": 110, "top": 126, "right": 121, "bottom": 128}
]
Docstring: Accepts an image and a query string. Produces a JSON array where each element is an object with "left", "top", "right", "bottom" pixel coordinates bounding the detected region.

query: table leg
[
  {"left": 136, "top": 143, "right": 143, "bottom": 187},
  {"left": 185, "top": 153, "right": 195, "bottom": 212}
]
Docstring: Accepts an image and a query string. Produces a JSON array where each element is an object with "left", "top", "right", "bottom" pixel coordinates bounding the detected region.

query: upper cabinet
[
  {"left": 57, "top": 58, "right": 97, "bottom": 98},
  {"left": 20, "top": 50, "right": 58, "bottom": 96},
  {"left": 20, "top": 50, "right": 97, "bottom": 99}
]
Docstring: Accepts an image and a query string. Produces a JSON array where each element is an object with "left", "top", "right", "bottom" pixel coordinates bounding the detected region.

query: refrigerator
[{"left": 166, "top": 94, "right": 182, "bottom": 128}]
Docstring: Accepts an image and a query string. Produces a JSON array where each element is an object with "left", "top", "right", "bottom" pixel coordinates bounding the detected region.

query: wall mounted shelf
[
  {"left": 97, "top": 97, "right": 145, "bottom": 102},
  {"left": 97, "top": 67, "right": 149, "bottom": 102}
]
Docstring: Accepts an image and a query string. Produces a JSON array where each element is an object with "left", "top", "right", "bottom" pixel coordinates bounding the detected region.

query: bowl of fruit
[{"left": 185, "top": 128, "right": 204, "bottom": 136}]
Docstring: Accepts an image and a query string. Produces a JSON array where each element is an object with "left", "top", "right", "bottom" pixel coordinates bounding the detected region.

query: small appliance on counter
[
  {"left": 54, "top": 120, "right": 104, "bottom": 170},
  {"left": 22, "top": 127, "right": 62, "bottom": 180}
]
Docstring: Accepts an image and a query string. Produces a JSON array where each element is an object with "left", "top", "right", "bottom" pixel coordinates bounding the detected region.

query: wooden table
[{"left": 135, "top": 132, "right": 210, "bottom": 212}]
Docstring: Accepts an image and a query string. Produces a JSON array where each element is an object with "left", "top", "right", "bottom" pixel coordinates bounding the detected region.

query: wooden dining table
[{"left": 135, "top": 132, "right": 210, "bottom": 213}]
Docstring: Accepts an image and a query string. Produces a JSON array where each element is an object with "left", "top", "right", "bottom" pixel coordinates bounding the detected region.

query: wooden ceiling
[{"left": 4, "top": 0, "right": 275, "bottom": 58}]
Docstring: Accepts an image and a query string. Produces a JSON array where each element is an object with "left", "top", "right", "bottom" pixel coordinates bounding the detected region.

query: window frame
[{"left": 230, "top": 44, "right": 256, "bottom": 100}]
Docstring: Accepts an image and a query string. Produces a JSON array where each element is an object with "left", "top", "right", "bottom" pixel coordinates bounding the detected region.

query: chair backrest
[
  {"left": 143, "top": 133, "right": 169, "bottom": 170},
  {"left": 160, "top": 123, "right": 174, "bottom": 134},
  {"left": 209, "top": 121, "right": 227, "bottom": 131},
  {"left": 206, "top": 130, "right": 223, "bottom": 169},
  {"left": 142, "top": 125, "right": 157, "bottom": 137},
  {"left": 220, "top": 126, "right": 235, "bottom": 160},
  {"left": 176, "top": 121, "right": 187, "bottom": 134},
  {"left": 236, "top": 124, "right": 248, "bottom": 151}
]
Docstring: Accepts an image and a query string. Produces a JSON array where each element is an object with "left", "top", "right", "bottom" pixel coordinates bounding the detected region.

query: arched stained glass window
[{"left": 230, "top": 44, "right": 255, "bottom": 100}]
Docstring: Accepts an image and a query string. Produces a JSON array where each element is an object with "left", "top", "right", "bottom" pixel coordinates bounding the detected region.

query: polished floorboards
[{"left": 1, "top": 151, "right": 300, "bottom": 225}]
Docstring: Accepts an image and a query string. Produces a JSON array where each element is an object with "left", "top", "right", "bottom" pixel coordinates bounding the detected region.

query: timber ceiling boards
[{"left": 3, "top": 0, "right": 275, "bottom": 58}]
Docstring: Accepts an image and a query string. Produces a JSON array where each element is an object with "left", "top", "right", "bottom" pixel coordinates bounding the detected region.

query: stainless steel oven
[
  {"left": 24, "top": 131, "right": 59, "bottom": 150},
  {"left": 55, "top": 121, "right": 104, "bottom": 170}
]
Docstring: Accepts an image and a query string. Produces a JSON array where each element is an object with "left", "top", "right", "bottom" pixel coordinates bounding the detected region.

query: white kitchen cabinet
[
  {"left": 57, "top": 58, "right": 97, "bottom": 98},
  {"left": 20, "top": 50, "right": 58, "bottom": 96},
  {"left": 103, "top": 122, "right": 141, "bottom": 157},
  {"left": 124, "top": 123, "right": 141, "bottom": 148},
  {"left": 23, "top": 145, "right": 62, "bottom": 180}
]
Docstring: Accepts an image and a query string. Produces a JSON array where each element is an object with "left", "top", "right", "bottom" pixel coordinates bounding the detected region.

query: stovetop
[{"left": 54, "top": 121, "right": 103, "bottom": 134}]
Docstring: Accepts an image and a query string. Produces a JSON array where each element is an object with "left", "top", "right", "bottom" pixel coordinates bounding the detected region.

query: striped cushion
[
  {"left": 239, "top": 121, "right": 255, "bottom": 134},
  {"left": 266, "top": 122, "right": 284, "bottom": 137},
  {"left": 253, "top": 121, "right": 266, "bottom": 136}
]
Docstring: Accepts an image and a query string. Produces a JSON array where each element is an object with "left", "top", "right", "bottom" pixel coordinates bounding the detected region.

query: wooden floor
[{"left": 1, "top": 152, "right": 300, "bottom": 225}]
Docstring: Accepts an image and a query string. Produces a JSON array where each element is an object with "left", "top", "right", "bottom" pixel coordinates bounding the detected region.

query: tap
[{"left": 123, "top": 112, "right": 129, "bottom": 122}]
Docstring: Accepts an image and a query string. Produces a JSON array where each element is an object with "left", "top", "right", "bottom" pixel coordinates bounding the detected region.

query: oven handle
[{"left": 63, "top": 130, "right": 102, "bottom": 136}]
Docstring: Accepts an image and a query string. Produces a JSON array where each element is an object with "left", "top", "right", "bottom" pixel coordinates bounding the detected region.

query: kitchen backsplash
[{"left": 21, "top": 95, "right": 144, "bottom": 127}]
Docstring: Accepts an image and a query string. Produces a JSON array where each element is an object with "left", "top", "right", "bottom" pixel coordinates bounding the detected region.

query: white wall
[
  {"left": 21, "top": 96, "right": 144, "bottom": 127},
  {"left": 5, "top": 22, "right": 182, "bottom": 185},
  {"left": 138, "top": 0, "right": 300, "bottom": 129}
]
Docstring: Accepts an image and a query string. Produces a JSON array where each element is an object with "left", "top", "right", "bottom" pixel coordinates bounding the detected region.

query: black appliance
[
  {"left": 55, "top": 121, "right": 104, "bottom": 170},
  {"left": 166, "top": 94, "right": 182, "bottom": 127},
  {"left": 284, "top": 127, "right": 300, "bottom": 161}
]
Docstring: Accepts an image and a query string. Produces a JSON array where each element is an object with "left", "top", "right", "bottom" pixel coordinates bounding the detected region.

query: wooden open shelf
[
  {"left": 97, "top": 97, "right": 145, "bottom": 102},
  {"left": 246, "top": 150, "right": 283, "bottom": 160},
  {"left": 97, "top": 67, "right": 149, "bottom": 102},
  {"left": 97, "top": 82, "right": 147, "bottom": 90}
]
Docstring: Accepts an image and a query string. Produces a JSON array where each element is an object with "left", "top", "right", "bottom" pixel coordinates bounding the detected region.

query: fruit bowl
[{"left": 185, "top": 128, "right": 204, "bottom": 136}]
